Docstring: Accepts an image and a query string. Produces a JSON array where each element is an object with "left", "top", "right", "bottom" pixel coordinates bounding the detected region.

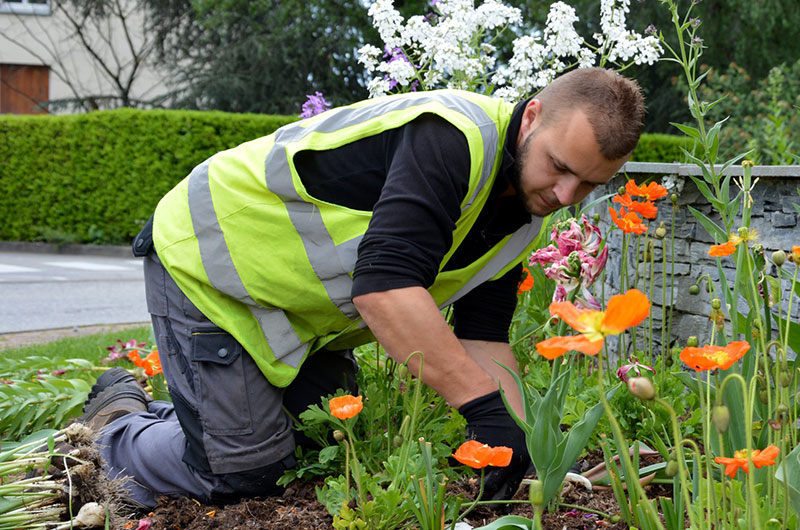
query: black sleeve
[
  {"left": 451, "top": 263, "right": 521, "bottom": 343},
  {"left": 351, "top": 114, "right": 471, "bottom": 296}
]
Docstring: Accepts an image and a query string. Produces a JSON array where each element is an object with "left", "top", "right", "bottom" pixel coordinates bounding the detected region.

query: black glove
[{"left": 458, "top": 390, "right": 530, "bottom": 504}]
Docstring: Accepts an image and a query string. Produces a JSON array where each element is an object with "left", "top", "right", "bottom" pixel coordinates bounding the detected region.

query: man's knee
[{"left": 206, "top": 454, "right": 296, "bottom": 504}]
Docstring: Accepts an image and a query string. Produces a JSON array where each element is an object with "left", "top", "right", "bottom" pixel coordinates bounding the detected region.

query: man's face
[{"left": 511, "top": 100, "right": 629, "bottom": 216}]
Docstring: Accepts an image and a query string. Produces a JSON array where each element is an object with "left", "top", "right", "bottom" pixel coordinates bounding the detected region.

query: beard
[{"left": 510, "top": 130, "right": 546, "bottom": 216}]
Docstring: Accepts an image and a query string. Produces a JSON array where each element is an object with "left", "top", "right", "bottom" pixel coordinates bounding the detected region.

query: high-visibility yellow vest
[{"left": 153, "top": 89, "right": 544, "bottom": 387}]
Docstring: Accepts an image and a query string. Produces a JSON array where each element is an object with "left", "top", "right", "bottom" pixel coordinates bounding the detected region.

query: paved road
[{"left": 0, "top": 251, "right": 149, "bottom": 333}]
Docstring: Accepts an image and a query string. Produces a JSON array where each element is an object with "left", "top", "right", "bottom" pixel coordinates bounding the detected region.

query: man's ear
[{"left": 517, "top": 98, "right": 542, "bottom": 147}]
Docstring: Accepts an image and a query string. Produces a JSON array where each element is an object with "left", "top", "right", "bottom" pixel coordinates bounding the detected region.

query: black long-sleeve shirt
[{"left": 293, "top": 101, "right": 531, "bottom": 342}]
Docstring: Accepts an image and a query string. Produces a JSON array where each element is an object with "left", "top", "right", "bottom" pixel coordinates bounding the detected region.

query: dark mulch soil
[{"left": 129, "top": 451, "right": 670, "bottom": 530}]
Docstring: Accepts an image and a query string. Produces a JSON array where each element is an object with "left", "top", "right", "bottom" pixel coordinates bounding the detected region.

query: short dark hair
[{"left": 535, "top": 68, "right": 645, "bottom": 160}]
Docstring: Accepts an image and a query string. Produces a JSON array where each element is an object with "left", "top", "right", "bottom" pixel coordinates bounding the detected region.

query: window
[
  {"left": 0, "top": 64, "right": 50, "bottom": 114},
  {"left": 0, "top": 0, "right": 51, "bottom": 15}
]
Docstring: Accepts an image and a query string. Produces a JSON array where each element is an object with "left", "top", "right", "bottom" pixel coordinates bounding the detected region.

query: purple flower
[
  {"left": 52, "top": 369, "right": 67, "bottom": 377},
  {"left": 645, "top": 24, "right": 657, "bottom": 36},
  {"left": 616, "top": 356, "right": 656, "bottom": 383},
  {"left": 299, "top": 91, "right": 332, "bottom": 119}
]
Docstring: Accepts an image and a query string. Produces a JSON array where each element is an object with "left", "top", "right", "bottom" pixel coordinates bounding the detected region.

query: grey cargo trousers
[{"left": 98, "top": 251, "right": 358, "bottom": 507}]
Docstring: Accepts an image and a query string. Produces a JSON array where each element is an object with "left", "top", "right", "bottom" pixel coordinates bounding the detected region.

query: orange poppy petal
[
  {"left": 753, "top": 445, "right": 780, "bottom": 467},
  {"left": 709, "top": 241, "right": 737, "bottom": 257},
  {"left": 717, "top": 341, "right": 750, "bottom": 370},
  {"left": 329, "top": 395, "right": 363, "bottom": 420},
  {"left": 536, "top": 335, "right": 603, "bottom": 359},
  {"left": 489, "top": 446, "right": 513, "bottom": 467},
  {"left": 453, "top": 440, "right": 494, "bottom": 469},
  {"left": 601, "top": 289, "right": 650, "bottom": 334},
  {"left": 629, "top": 200, "right": 658, "bottom": 220},
  {"left": 613, "top": 193, "right": 633, "bottom": 208},
  {"left": 549, "top": 301, "right": 592, "bottom": 332},
  {"left": 518, "top": 269, "right": 534, "bottom": 293}
]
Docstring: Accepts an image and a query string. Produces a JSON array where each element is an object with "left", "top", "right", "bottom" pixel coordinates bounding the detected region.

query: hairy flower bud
[
  {"left": 689, "top": 285, "right": 700, "bottom": 295},
  {"left": 665, "top": 458, "right": 679, "bottom": 477},
  {"left": 776, "top": 403, "right": 790, "bottom": 420},
  {"left": 627, "top": 377, "right": 655, "bottom": 400},
  {"left": 333, "top": 430, "right": 345, "bottom": 442},
  {"left": 655, "top": 225, "right": 667, "bottom": 239},
  {"left": 711, "top": 298, "right": 722, "bottom": 310},
  {"left": 593, "top": 213, "right": 601, "bottom": 224},
  {"left": 618, "top": 186, "right": 626, "bottom": 196},
  {"left": 712, "top": 405, "right": 730, "bottom": 433},
  {"left": 397, "top": 364, "right": 408, "bottom": 379},
  {"left": 759, "top": 390, "right": 769, "bottom": 404},
  {"left": 392, "top": 435, "right": 404, "bottom": 447},
  {"left": 687, "top": 336, "right": 699, "bottom": 347},
  {"left": 772, "top": 250, "right": 786, "bottom": 267},
  {"left": 780, "top": 372, "right": 792, "bottom": 388},
  {"left": 670, "top": 193, "right": 678, "bottom": 205}
]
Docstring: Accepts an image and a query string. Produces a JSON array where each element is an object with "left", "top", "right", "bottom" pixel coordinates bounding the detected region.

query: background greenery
[
  {"left": 0, "top": 109, "right": 294, "bottom": 244},
  {"left": 0, "top": 109, "right": 687, "bottom": 245}
]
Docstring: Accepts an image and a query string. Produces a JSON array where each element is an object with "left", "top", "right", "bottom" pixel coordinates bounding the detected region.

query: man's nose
[{"left": 553, "top": 175, "right": 581, "bottom": 206}]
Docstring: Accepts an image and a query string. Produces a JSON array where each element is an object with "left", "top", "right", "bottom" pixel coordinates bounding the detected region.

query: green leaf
[
  {"left": 688, "top": 176, "right": 715, "bottom": 204},
  {"left": 775, "top": 443, "right": 800, "bottom": 520},
  {"left": 670, "top": 122, "right": 701, "bottom": 140},
  {"left": 687, "top": 205, "right": 727, "bottom": 242},
  {"left": 474, "top": 515, "right": 533, "bottom": 530},
  {"left": 318, "top": 445, "right": 338, "bottom": 464}
]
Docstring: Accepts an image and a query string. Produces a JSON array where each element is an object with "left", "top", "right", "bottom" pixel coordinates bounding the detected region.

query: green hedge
[
  {"left": 630, "top": 132, "right": 692, "bottom": 163},
  {"left": 0, "top": 108, "right": 688, "bottom": 245},
  {"left": 0, "top": 108, "right": 297, "bottom": 245}
]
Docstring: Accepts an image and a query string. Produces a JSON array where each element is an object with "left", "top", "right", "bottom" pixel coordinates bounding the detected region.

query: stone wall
[{"left": 585, "top": 162, "right": 800, "bottom": 356}]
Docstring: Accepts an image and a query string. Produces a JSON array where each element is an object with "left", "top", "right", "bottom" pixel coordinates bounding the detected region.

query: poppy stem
[{"left": 453, "top": 468, "right": 484, "bottom": 526}]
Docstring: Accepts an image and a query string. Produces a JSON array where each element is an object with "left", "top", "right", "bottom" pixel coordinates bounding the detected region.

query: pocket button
[{"left": 217, "top": 347, "right": 229, "bottom": 359}]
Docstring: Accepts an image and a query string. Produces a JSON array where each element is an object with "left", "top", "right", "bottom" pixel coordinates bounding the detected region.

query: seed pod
[
  {"left": 776, "top": 404, "right": 790, "bottom": 420},
  {"left": 655, "top": 226, "right": 667, "bottom": 239},
  {"left": 665, "top": 459, "right": 679, "bottom": 477},
  {"left": 772, "top": 250, "right": 786, "bottom": 267},
  {"left": 689, "top": 285, "right": 700, "bottom": 295},
  {"left": 618, "top": 186, "right": 626, "bottom": 196},
  {"left": 593, "top": 213, "right": 601, "bottom": 224},
  {"left": 780, "top": 372, "right": 792, "bottom": 387},
  {"left": 627, "top": 377, "right": 656, "bottom": 400},
  {"left": 333, "top": 430, "right": 345, "bottom": 442},
  {"left": 392, "top": 435, "right": 404, "bottom": 447},
  {"left": 712, "top": 405, "right": 730, "bottom": 433},
  {"left": 687, "top": 336, "right": 699, "bottom": 347},
  {"left": 711, "top": 298, "right": 721, "bottom": 310}
]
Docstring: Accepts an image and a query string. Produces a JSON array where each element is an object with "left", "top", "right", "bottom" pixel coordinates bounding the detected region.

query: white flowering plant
[{"left": 359, "top": 0, "right": 663, "bottom": 101}]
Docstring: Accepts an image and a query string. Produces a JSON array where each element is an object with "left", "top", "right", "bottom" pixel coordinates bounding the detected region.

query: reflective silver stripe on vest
[
  {"left": 188, "top": 158, "right": 307, "bottom": 368},
  {"left": 264, "top": 93, "right": 501, "bottom": 321},
  {"left": 440, "top": 216, "right": 543, "bottom": 308}
]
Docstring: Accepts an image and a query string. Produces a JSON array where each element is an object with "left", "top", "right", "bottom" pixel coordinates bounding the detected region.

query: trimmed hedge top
[{"left": 0, "top": 108, "right": 687, "bottom": 245}]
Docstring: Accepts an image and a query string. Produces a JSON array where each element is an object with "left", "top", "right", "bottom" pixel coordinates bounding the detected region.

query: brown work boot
[
  {"left": 78, "top": 381, "right": 149, "bottom": 434},
  {"left": 84, "top": 367, "right": 152, "bottom": 412}
]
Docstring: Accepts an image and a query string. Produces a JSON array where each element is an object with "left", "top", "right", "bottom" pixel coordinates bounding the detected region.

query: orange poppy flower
[
  {"left": 679, "top": 341, "right": 750, "bottom": 371},
  {"left": 708, "top": 240, "right": 738, "bottom": 257},
  {"left": 128, "top": 349, "right": 163, "bottom": 377},
  {"left": 789, "top": 246, "right": 800, "bottom": 263},
  {"left": 452, "top": 440, "right": 513, "bottom": 469},
  {"left": 536, "top": 289, "right": 650, "bottom": 359},
  {"left": 518, "top": 268, "right": 534, "bottom": 293},
  {"left": 613, "top": 194, "right": 658, "bottom": 219},
  {"left": 609, "top": 206, "right": 648, "bottom": 235},
  {"left": 714, "top": 445, "right": 779, "bottom": 478},
  {"left": 328, "top": 395, "right": 363, "bottom": 420},
  {"left": 625, "top": 180, "right": 668, "bottom": 201}
]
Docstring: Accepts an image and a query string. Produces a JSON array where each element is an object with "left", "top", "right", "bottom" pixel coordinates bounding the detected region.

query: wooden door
[{"left": 0, "top": 64, "right": 50, "bottom": 114}]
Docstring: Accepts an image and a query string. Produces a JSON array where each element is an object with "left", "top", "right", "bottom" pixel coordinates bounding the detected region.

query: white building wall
[{"left": 0, "top": 0, "right": 171, "bottom": 112}]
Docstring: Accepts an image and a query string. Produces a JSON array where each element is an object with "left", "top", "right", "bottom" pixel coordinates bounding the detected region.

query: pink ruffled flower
[{"left": 616, "top": 356, "right": 656, "bottom": 383}]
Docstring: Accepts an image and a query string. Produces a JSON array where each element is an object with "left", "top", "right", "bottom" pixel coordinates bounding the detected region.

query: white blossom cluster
[
  {"left": 360, "top": 0, "right": 521, "bottom": 97},
  {"left": 594, "top": 0, "right": 663, "bottom": 65},
  {"left": 359, "top": 0, "right": 663, "bottom": 101}
]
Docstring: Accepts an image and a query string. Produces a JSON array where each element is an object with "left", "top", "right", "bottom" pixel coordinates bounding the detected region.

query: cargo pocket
[{"left": 190, "top": 328, "right": 253, "bottom": 436}]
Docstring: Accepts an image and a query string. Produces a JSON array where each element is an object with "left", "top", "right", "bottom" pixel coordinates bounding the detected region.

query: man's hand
[{"left": 458, "top": 390, "right": 530, "bottom": 502}]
